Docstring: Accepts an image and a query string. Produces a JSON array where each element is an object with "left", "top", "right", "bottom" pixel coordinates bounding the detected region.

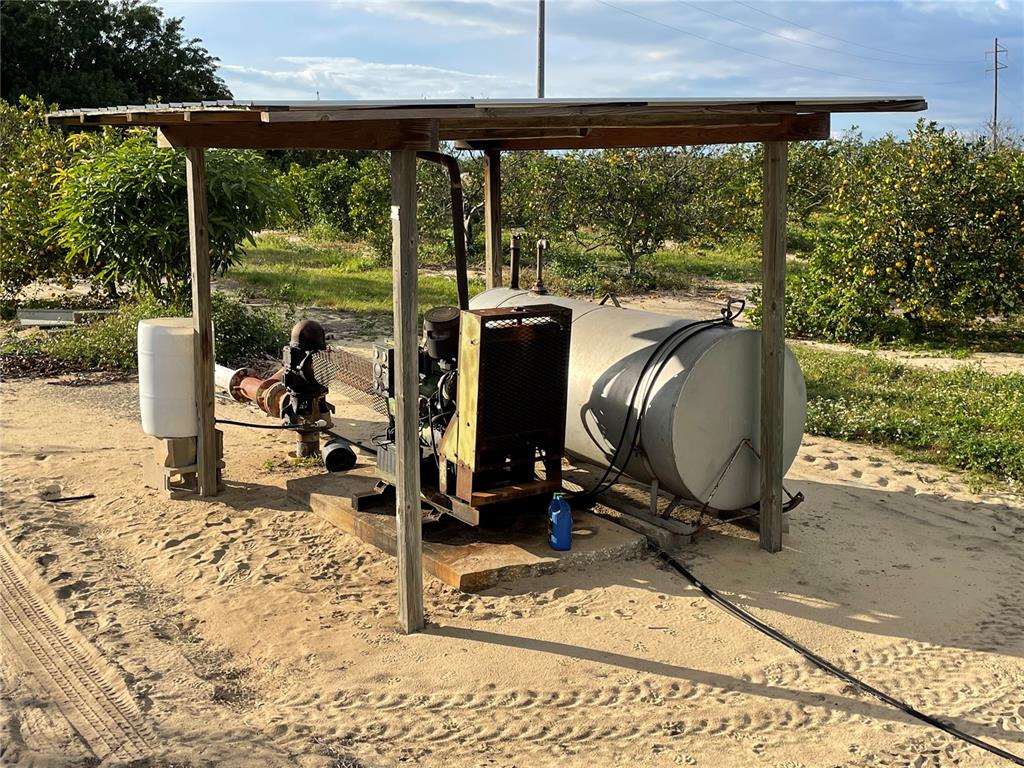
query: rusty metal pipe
[{"left": 214, "top": 364, "right": 287, "bottom": 418}]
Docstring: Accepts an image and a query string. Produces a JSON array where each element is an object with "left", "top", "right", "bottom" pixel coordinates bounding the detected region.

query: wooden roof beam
[
  {"left": 156, "top": 119, "right": 440, "bottom": 151},
  {"left": 456, "top": 113, "right": 829, "bottom": 150}
]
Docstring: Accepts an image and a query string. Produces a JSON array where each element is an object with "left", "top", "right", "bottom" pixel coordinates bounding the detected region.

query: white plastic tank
[
  {"left": 470, "top": 289, "right": 807, "bottom": 511},
  {"left": 137, "top": 318, "right": 201, "bottom": 438}
]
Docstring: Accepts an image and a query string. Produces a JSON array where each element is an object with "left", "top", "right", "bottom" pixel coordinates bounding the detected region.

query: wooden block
[
  {"left": 151, "top": 431, "right": 222, "bottom": 469},
  {"left": 153, "top": 437, "right": 197, "bottom": 468}
]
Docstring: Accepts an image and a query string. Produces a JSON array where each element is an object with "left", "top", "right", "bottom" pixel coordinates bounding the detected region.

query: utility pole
[
  {"left": 537, "top": 0, "right": 545, "bottom": 98},
  {"left": 986, "top": 37, "right": 1007, "bottom": 148}
]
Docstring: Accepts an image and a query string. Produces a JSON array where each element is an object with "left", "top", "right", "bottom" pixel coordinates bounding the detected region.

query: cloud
[
  {"left": 335, "top": 0, "right": 532, "bottom": 36},
  {"left": 220, "top": 57, "right": 527, "bottom": 100},
  {"left": 898, "top": 0, "right": 1020, "bottom": 20}
]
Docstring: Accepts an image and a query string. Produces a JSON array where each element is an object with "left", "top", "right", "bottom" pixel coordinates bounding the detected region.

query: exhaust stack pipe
[{"left": 510, "top": 232, "right": 522, "bottom": 289}]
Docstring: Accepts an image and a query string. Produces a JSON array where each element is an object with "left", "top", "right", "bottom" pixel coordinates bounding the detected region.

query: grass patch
[
  {"left": 542, "top": 238, "right": 762, "bottom": 296},
  {"left": 652, "top": 240, "right": 763, "bottom": 283},
  {"left": 796, "top": 347, "right": 1024, "bottom": 488},
  {"left": 230, "top": 232, "right": 484, "bottom": 313}
]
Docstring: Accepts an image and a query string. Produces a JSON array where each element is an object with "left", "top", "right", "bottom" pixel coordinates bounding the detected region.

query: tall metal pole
[
  {"left": 537, "top": 0, "right": 545, "bottom": 98},
  {"left": 987, "top": 37, "right": 1007, "bottom": 148},
  {"left": 993, "top": 37, "right": 1000, "bottom": 148}
]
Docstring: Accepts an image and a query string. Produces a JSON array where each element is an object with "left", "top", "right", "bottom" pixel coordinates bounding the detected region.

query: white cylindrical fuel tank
[
  {"left": 469, "top": 289, "right": 806, "bottom": 510},
  {"left": 137, "top": 318, "right": 200, "bottom": 438}
]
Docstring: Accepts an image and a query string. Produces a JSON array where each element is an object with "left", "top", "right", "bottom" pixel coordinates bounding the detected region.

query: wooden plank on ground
[{"left": 286, "top": 470, "right": 645, "bottom": 591}]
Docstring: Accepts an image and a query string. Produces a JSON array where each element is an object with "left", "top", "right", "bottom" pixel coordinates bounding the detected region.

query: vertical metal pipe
[
  {"left": 537, "top": 0, "right": 546, "bottom": 98},
  {"left": 534, "top": 238, "right": 548, "bottom": 294},
  {"left": 510, "top": 232, "right": 522, "bottom": 290}
]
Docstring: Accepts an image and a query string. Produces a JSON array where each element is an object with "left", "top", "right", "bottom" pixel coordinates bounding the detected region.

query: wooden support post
[
  {"left": 483, "top": 149, "right": 503, "bottom": 289},
  {"left": 390, "top": 149, "right": 425, "bottom": 633},
  {"left": 759, "top": 141, "right": 788, "bottom": 553},
  {"left": 185, "top": 147, "right": 218, "bottom": 498}
]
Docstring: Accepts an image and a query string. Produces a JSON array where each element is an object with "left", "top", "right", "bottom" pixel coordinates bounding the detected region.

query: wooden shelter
[{"left": 48, "top": 96, "right": 927, "bottom": 634}]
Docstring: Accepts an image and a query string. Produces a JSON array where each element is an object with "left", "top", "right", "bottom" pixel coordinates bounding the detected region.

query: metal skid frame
[{"left": 600, "top": 438, "right": 804, "bottom": 543}]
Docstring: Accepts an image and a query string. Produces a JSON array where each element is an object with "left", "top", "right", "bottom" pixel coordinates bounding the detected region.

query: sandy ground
[{"left": 2, "top": 374, "right": 1022, "bottom": 768}]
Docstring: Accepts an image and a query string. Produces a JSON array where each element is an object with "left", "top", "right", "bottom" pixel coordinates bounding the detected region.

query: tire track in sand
[{"left": 0, "top": 533, "right": 153, "bottom": 763}]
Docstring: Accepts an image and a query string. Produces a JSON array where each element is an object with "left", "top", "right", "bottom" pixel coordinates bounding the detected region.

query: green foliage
[
  {"left": 798, "top": 347, "right": 1024, "bottom": 486},
  {"left": 560, "top": 148, "right": 700, "bottom": 279},
  {"left": 345, "top": 150, "right": 485, "bottom": 266},
  {"left": 1, "top": 0, "right": 230, "bottom": 108},
  {"left": 782, "top": 121, "right": 1024, "bottom": 343},
  {"left": 348, "top": 154, "right": 392, "bottom": 262},
  {"left": 277, "top": 160, "right": 358, "bottom": 234},
  {"left": 51, "top": 136, "right": 284, "bottom": 302},
  {"left": 502, "top": 151, "right": 574, "bottom": 237},
  {"left": 0, "top": 97, "right": 73, "bottom": 301},
  {"left": 7, "top": 293, "right": 285, "bottom": 372},
  {"left": 547, "top": 248, "right": 621, "bottom": 295}
]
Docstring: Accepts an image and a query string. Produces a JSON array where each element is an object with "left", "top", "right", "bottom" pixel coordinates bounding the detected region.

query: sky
[{"left": 160, "top": 0, "right": 1023, "bottom": 137}]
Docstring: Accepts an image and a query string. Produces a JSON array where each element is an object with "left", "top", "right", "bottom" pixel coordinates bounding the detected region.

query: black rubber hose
[
  {"left": 417, "top": 151, "right": 469, "bottom": 310},
  {"left": 594, "top": 321, "right": 724, "bottom": 496},
  {"left": 215, "top": 418, "right": 324, "bottom": 431},
  {"left": 581, "top": 317, "right": 723, "bottom": 498},
  {"left": 659, "top": 552, "right": 1024, "bottom": 766}
]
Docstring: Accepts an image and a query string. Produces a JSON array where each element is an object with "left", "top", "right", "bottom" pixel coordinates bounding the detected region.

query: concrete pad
[{"left": 287, "top": 468, "right": 646, "bottom": 591}]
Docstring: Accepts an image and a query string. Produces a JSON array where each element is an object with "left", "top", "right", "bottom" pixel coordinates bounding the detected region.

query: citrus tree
[
  {"left": 562, "top": 147, "right": 699, "bottom": 280},
  {"left": 785, "top": 120, "right": 1024, "bottom": 342},
  {"left": 277, "top": 159, "right": 357, "bottom": 234},
  {"left": 0, "top": 97, "right": 73, "bottom": 303}
]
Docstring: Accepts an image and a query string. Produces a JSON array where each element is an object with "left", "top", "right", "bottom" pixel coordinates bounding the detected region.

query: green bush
[
  {"left": 346, "top": 151, "right": 485, "bottom": 267},
  {"left": 560, "top": 148, "right": 700, "bottom": 279},
  {"left": 50, "top": 135, "right": 284, "bottom": 303},
  {"left": 348, "top": 154, "right": 392, "bottom": 261},
  {"left": 277, "top": 159, "right": 357, "bottom": 234},
  {"left": 12, "top": 293, "right": 286, "bottom": 372},
  {"left": 781, "top": 121, "right": 1024, "bottom": 343},
  {"left": 0, "top": 97, "right": 73, "bottom": 302}
]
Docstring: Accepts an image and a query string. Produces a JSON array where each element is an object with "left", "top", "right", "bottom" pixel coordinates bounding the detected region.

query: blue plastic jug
[{"left": 548, "top": 493, "right": 572, "bottom": 551}]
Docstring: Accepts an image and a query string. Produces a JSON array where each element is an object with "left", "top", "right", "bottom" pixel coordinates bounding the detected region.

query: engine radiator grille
[{"left": 312, "top": 347, "right": 388, "bottom": 418}]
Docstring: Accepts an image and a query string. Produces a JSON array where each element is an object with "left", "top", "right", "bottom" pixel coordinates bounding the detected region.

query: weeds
[{"left": 797, "top": 347, "right": 1024, "bottom": 487}]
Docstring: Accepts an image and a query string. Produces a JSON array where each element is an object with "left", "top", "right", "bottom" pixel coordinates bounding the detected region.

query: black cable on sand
[{"left": 659, "top": 551, "right": 1024, "bottom": 766}]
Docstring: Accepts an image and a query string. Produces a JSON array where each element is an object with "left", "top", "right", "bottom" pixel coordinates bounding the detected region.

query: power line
[
  {"left": 596, "top": 0, "right": 977, "bottom": 87},
  {"left": 731, "top": 0, "right": 979, "bottom": 65},
  {"left": 676, "top": 0, "right": 953, "bottom": 67}
]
